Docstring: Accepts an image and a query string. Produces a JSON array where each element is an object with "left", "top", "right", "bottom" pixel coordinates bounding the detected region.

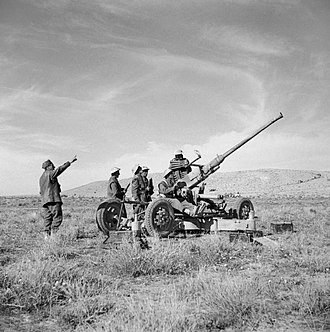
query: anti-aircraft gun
[{"left": 96, "top": 113, "right": 284, "bottom": 243}]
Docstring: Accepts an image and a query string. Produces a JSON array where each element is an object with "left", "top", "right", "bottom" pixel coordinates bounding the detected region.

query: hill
[{"left": 63, "top": 169, "right": 330, "bottom": 198}]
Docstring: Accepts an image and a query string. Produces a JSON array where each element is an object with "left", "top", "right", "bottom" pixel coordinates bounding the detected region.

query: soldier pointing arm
[{"left": 39, "top": 155, "right": 77, "bottom": 239}]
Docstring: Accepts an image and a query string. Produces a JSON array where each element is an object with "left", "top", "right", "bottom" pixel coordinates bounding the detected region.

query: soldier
[
  {"left": 141, "top": 165, "right": 154, "bottom": 202},
  {"left": 39, "top": 155, "right": 77, "bottom": 239},
  {"left": 158, "top": 168, "right": 176, "bottom": 198},
  {"left": 107, "top": 167, "right": 126, "bottom": 200},
  {"left": 169, "top": 149, "right": 192, "bottom": 181},
  {"left": 131, "top": 164, "right": 147, "bottom": 217},
  {"left": 107, "top": 167, "right": 128, "bottom": 225},
  {"left": 158, "top": 169, "right": 201, "bottom": 216},
  {"left": 131, "top": 164, "right": 143, "bottom": 202}
]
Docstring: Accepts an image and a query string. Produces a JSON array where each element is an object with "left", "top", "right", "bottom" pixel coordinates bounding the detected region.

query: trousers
[{"left": 41, "top": 202, "right": 63, "bottom": 234}]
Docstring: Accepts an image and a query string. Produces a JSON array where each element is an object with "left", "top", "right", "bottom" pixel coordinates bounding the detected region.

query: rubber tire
[
  {"left": 144, "top": 198, "right": 176, "bottom": 238},
  {"left": 234, "top": 197, "right": 254, "bottom": 220},
  {"left": 96, "top": 199, "right": 123, "bottom": 235}
]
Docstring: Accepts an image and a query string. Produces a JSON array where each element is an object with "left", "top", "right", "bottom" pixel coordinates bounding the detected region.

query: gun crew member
[
  {"left": 131, "top": 164, "right": 148, "bottom": 216},
  {"left": 169, "top": 149, "right": 192, "bottom": 182},
  {"left": 39, "top": 155, "right": 77, "bottom": 239},
  {"left": 158, "top": 170, "right": 205, "bottom": 217},
  {"left": 141, "top": 165, "right": 154, "bottom": 202},
  {"left": 131, "top": 164, "right": 143, "bottom": 201},
  {"left": 107, "top": 167, "right": 126, "bottom": 200},
  {"left": 158, "top": 168, "right": 176, "bottom": 198},
  {"left": 107, "top": 166, "right": 128, "bottom": 225}
]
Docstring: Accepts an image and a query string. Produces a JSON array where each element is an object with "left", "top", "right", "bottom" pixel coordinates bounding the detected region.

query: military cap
[
  {"left": 163, "top": 168, "right": 172, "bottom": 177},
  {"left": 132, "top": 164, "right": 141, "bottom": 175},
  {"left": 110, "top": 167, "right": 120, "bottom": 175},
  {"left": 42, "top": 159, "right": 53, "bottom": 169},
  {"left": 175, "top": 149, "right": 183, "bottom": 155},
  {"left": 141, "top": 166, "right": 149, "bottom": 171}
]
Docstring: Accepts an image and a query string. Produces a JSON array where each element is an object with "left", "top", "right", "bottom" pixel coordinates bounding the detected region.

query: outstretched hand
[{"left": 70, "top": 155, "right": 77, "bottom": 163}]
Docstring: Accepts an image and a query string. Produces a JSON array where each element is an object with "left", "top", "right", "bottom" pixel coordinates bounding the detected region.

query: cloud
[
  {"left": 223, "top": 0, "right": 301, "bottom": 5},
  {"left": 309, "top": 52, "right": 330, "bottom": 79},
  {"left": 0, "top": 87, "right": 94, "bottom": 156},
  {"left": 200, "top": 25, "right": 295, "bottom": 56},
  {"left": 0, "top": 146, "right": 45, "bottom": 196},
  {"left": 109, "top": 141, "right": 173, "bottom": 179}
]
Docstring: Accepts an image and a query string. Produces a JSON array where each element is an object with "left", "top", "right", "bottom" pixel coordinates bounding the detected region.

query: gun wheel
[
  {"left": 234, "top": 198, "right": 254, "bottom": 220},
  {"left": 96, "top": 199, "right": 123, "bottom": 235},
  {"left": 144, "top": 198, "right": 176, "bottom": 237}
]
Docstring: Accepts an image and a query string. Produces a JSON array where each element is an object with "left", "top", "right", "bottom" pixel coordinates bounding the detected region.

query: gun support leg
[{"left": 103, "top": 233, "right": 110, "bottom": 244}]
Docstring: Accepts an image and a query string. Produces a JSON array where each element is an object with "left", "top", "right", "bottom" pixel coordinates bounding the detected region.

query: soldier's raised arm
[{"left": 52, "top": 155, "right": 78, "bottom": 179}]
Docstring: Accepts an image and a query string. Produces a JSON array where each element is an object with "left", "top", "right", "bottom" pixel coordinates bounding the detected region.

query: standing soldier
[
  {"left": 107, "top": 167, "right": 126, "bottom": 200},
  {"left": 131, "top": 164, "right": 143, "bottom": 202},
  {"left": 141, "top": 165, "right": 154, "bottom": 202},
  {"left": 107, "top": 167, "right": 128, "bottom": 225},
  {"left": 131, "top": 164, "right": 145, "bottom": 216},
  {"left": 169, "top": 149, "right": 192, "bottom": 182},
  {"left": 39, "top": 155, "right": 77, "bottom": 239}
]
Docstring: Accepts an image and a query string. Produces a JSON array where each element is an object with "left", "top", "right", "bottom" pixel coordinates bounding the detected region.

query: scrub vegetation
[{"left": 0, "top": 195, "right": 329, "bottom": 331}]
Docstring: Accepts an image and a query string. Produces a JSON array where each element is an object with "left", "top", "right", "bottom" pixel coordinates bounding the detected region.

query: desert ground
[{"left": 0, "top": 169, "right": 329, "bottom": 331}]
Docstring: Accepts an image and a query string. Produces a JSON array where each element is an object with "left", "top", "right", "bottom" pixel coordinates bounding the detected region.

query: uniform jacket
[
  {"left": 107, "top": 176, "right": 124, "bottom": 200},
  {"left": 132, "top": 174, "right": 145, "bottom": 201},
  {"left": 141, "top": 175, "right": 154, "bottom": 202},
  {"left": 39, "top": 162, "right": 71, "bottom": 206},
  {"left": 158, "top": 178, "right": 175, "bottom": 198}
]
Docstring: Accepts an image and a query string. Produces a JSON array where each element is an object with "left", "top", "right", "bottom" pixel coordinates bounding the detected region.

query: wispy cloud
[
  {"left": 200, "top": 25, "right": 295, "bottom": 56},
  {"left": 224, "top": 0, "right": 301, "bottom": 6},
  {"left": 309, "top": 52, "right": 330, "bottom": 79}
]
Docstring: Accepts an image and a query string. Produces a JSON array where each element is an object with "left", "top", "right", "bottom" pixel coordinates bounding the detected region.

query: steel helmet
[
  {"left": 110, "top": 167, "right": 120, "bottom": 175},
  {"left": 132, "top": 164, "right": 141, "bottom": 174},
  {"left": 141, "top": 165, "right": 149, "bottom": 171},
  {"left": 163, "top": 168, "right": 172, "bottom": 177},
  {"left": 175, "top": 149, "right": 183, "bottom": 155}
]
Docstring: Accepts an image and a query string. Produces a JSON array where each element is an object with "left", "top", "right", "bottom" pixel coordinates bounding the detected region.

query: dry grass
[{"left": 0, "top": 195, "right": 329, "bottom": 331}]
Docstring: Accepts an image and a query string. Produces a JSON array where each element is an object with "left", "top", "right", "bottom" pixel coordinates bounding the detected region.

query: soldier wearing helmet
[
  {"left": 140, "top": 165, "right": 154, "bottom": 202},
  {"left": 158, "top": 169, "right": 201, "bottom": 217},
  {"left": 107, "top": 167, "right": 125, "bottom": 200},
  {"left": 131, "top": 164, "right": 143, "bottom": 201},
  {"left": 169, "top": 149, "right": 192, "bottom": 182},
  {"left": 107, "top": 167, "right": 128, "bottom": 225},
  {"left": 131, "top": 164, "right": 148, "bottom": 215},
  {"left": 158, "top": 168, "right": 176, "bottom": 198}
]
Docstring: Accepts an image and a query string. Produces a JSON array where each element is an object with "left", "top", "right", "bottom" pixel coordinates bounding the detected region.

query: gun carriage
[{"left": 96, "top": 113, "right": 284, "bottom": 244}]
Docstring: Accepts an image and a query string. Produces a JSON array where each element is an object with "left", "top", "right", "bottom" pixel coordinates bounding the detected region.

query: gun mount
[
  {"left": 188, "top": 112, "right": 284, "bottom": 189},
  {"left": 96, "top": 113, "right": 285, "bottom": 247}
]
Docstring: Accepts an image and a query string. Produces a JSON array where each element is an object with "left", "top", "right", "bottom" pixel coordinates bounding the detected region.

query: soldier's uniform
[
  {"left": 131, "top": 165, "right": 147, "bottom": 216},
  {"left": 107, "top": 167, "right": 127, "bottom": 218},
  {"left": 107, "top": 176, "right": 124, "bottom": 200},
  {"left": 39, "top": 160, "right": 72, "bottom": 236},
  {"left": 169, "top": 149, "right": 192, "bottom": 182},
  {"left": 158, "top": 169, "right": 175, "bottom": 198},
  {"left": 131, "top": 165, "right": 143, "bottom": 202},
  {"left": 158, "top": 169, "right": 199, "bottom": 216},
  {"left": 140, "top": 166, "right": 154, "bottom": 202}
]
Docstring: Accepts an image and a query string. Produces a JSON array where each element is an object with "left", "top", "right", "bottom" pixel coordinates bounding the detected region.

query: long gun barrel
[{"left": 188, "top": 112, "right": 284, "bottom": 189}]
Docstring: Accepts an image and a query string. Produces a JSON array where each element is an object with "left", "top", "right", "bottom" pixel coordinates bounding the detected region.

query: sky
[{"left": 0, "top": 0, "right": 330, "bottom": 195}]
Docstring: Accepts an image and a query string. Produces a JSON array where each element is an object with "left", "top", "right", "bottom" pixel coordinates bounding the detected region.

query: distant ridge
[{"left": 63, "top": 169, "right": 330, "bottom": 198}]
